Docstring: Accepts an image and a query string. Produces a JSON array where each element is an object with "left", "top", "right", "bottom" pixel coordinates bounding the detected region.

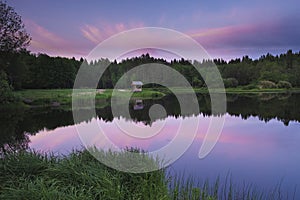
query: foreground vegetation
[{"left": 0, "top": 149, "right": 295, "bottom": 200}]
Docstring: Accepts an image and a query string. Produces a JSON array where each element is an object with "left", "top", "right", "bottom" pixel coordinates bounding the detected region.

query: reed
[{"left": 0, "top": 149, "right": 295, "bottom": 200}]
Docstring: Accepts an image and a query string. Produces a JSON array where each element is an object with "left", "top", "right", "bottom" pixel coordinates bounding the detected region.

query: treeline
[
  {"left": 216, "top": 50, "right": 300, "bottom": 88},
  {"left": 1, "top": 52, "right": 82, "bottom": 90},
  {"left": 1, "top": 50, "right": 300, "bottom": 90}
]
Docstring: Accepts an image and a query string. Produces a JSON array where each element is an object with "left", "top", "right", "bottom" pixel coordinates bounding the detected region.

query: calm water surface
[{"left": 1, "top": 93, "right": 300, "bottom": 196}]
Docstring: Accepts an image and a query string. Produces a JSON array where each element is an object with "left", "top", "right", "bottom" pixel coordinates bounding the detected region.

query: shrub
[
  {"left": 0, "top": 70, "right": 15, "bottom": 103},
  {"left": 223, "top": 78, "right": 239, "bottom": 88},
  {"left": 192, "top": 78, "right": 203, "bottom": 88},
  {"left": 258, "top": 80, "right": 277, "bottom": 89},
  {"left": 242, "top": 84, "right": 257, "bottom": 90},
  {"left": 277, "top": 81, "right": 292, "bottom": 89}
]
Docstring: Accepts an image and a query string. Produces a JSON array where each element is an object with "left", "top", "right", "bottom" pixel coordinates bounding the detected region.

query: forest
[
  {"left": 1, "top": 0, "right": 300, "bottom": 103},
  {"left": 1, "top": 50, "right": 300, "bottom": 91}
]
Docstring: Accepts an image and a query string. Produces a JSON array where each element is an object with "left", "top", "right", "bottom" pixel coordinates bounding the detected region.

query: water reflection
[
  {"left": 1, "top": 92, "right": 300, "bottom": 155},
  {"left": 0, "top": 104, "right": 29, "bottom": 155},
  {"left": 26, "top": 110, "right": 300, "bottom": 196},
  {"left": 133, "top": 99, "right": 144, "bottom": 110},
  {"left": 1, "top": 93, "right": 300, "bottom": 196}
]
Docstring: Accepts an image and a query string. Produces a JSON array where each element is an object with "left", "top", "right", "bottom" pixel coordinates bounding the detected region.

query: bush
[
  {"left": 0, "top": 70, "right": 15, "bottom": 103},
  {"left": 277, "top": 81, "right": 292, "bottom": 89},
  {"left": 192, "top": 77, "right": 203, "bottom": 88},
  {"left": 242, "top": 84, "right": 257, "bottom": 90},
  {"left": 223, "top": 78, "right": 238, "bottom": 88},
  {"left": 258, "top": 80, "right": 277, "bottom": 89}
]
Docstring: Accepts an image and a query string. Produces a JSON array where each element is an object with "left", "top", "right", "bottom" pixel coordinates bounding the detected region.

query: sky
[{"left": 9, "top": 0, "right": 300, "bottom": 60}]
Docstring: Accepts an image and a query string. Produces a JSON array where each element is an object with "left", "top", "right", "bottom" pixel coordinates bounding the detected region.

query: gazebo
[{"left": 131, "top": 81, "right": 143, "bottom": 92}]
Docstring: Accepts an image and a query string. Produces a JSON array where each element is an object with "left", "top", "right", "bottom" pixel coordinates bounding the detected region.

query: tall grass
[
  {"left": 0, "top": 149, "right": 169, "bottom": 200},
  {"left": 168, "top": 173, "right": 296, "bottom": 200},
  {"left": 0, "top": 149, "right": 296, "bottom": 200}
]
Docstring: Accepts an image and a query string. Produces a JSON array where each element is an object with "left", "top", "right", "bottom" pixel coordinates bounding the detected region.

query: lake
[{"left": 1, "top": 92, "right": 300, "bottom": 197}]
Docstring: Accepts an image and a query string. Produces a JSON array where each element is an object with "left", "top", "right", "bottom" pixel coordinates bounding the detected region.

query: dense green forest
[{"left": 1, "top": 50, "right": 300, "bottom": 91}]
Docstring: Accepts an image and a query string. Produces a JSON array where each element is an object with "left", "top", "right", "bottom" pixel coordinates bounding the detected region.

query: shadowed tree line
[{"left": 2, "top": 50, "right": 300, "bottom": 91}]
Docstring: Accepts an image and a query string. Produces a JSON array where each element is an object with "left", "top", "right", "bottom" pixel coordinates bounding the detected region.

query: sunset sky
[{"left": 10, "top": 0, "right": 300, "bottom": 60}]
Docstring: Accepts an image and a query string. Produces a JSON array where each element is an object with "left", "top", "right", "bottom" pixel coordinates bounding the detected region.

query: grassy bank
[
  {"left": 14, "top": 89, "right": 165, "bottom": 107},
  {"left": 13, "top": 87, "right": 300, "bottom": 107},
  {"left": 0, "top": 149, "right": 293, "bottom": 200}
]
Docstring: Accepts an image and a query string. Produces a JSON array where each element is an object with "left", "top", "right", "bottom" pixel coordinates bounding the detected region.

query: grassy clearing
[
  {"left": 0, "top": 149, "right": 294, "bottom": 200},
  {"left": 13, "top": 87, "right": 300, "bottom": 107},
  {"left": 15, "top": 89, "right": 73, "bottom": 106},
  {"left": 14, "top": 89, "right": 165, "bottom": 107},
  {"left": 192, "top": 87, "right": 300, "bottom": 94},
  {"left": 224, "top": 87, "right": 300, "bottom": 94}
]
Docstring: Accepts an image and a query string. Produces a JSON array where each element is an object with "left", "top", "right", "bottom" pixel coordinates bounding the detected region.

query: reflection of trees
[
  {"left": 226, "top": 93, "right": 300, "bottom": 126},
  {"left": 1, "top": 93, "right": 300, "bottom": 152},
  {"left": 1, "top": 135, "right": 29, "bottom": 156},
  {"left": 94, "top": 93, "right": 300, "bottom": 126},
  {"left": 130, "top": 93, "right": 300, "bottom": 126},
  {"left": 0, "top": 104, "right": 28, "bottom": 155}
]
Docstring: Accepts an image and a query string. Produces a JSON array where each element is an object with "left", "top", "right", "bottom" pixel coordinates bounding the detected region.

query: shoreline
[{"left": 9, "top": 87, "right": 300, "bottom": 107}]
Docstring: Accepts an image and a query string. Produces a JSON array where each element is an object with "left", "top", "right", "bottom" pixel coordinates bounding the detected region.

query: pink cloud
[
  {"left": 80, "top": 21, "right": 144, "bottom": 44},
  {"left": 24, "top": 19, "right": 146, "bottom": 59},
  {"left": 25, "top": 19, "right": 89, "bottom": 58},
  {"left": 187, "top": 24, "right": 258, "bottom": 47},
  {"left": 184, "top": 22, "right": 284, "bottom": 59},
  {"left": 81, "top": 25, "right": 103, "bottom": 44}
]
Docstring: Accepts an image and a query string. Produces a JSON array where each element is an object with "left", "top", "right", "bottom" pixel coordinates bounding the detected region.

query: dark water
[{"left": 1, "top": 92, "right": 300, "bottom": 196}]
